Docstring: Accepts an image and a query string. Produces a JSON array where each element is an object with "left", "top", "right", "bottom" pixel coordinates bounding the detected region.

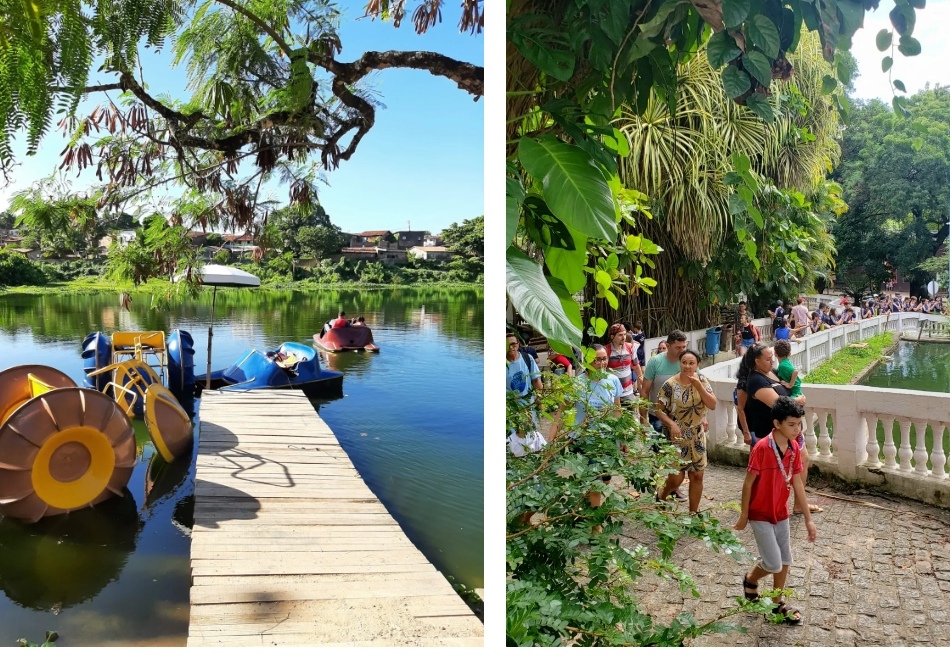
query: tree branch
[{"left": 321, "top": 50, "right": 484, "bottom": 97}]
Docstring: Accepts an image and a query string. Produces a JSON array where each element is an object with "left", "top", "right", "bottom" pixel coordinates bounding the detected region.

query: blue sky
[{"left": 0, "top": 1, "right": 484, "bottom": 235}]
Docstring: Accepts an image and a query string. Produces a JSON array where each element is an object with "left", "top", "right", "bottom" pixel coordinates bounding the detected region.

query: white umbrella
[{"left": 172, "top": 265, "right": 261, "bottom": 389}]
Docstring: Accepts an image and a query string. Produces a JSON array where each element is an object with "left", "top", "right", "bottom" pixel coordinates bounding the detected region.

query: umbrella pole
[{"left": 207, "top": 286, "right": 217, "bottom": 390}]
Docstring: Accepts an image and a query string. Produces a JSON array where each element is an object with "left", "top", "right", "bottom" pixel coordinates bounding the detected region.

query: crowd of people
[{"left": 506, "top": 288, "right": 949, "bottom": 625}]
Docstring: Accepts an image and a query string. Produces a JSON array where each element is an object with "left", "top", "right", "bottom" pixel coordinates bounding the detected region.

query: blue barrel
[
  {"left": 705, "top": 327, "right": 722, "bottom": 356},
  {"left": 166, "top": 329, "right": 196, "bottom": 397},
  {"left": 81, "top": 332, "right": 112, "bottom": 391}
]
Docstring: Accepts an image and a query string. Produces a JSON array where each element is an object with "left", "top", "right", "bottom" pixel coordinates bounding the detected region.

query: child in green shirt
[{"left": 774, "top": 339, "right": 805, "bottom": 404}]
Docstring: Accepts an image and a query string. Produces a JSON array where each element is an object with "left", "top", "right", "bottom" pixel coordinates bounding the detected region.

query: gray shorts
[{"left": 749, "top": 518, "right": 792, "bottom": 573}]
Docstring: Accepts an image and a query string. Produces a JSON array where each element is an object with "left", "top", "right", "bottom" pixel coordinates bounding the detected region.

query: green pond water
[
  {"left": 860, "top": 340, "right": 950, "bottom": 463},
  {"left": 0, "top": 287, "right": 483, "bottom": 646}
]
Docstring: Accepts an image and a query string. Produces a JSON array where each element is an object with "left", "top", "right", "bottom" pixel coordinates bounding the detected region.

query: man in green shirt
[{"left": 642, "top": 330, "right": 689, "bottom": 434}]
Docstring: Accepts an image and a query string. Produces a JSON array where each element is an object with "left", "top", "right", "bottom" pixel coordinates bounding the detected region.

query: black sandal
[
  {"left": 773, "top": 602, "right": 802, "bottom": 625},
  {"left": 742, "top": 575, "right": 759, "bottom": 601}
]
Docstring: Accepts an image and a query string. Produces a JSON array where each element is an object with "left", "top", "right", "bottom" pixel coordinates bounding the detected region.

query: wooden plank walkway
[{"left": 188, "top": 389, "right": 483, "bottom": 646}]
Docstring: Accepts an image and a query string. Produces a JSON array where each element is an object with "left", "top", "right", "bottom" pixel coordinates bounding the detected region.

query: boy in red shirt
[{"left": 734, "top": 396, "right": 817, "bottom": 624}]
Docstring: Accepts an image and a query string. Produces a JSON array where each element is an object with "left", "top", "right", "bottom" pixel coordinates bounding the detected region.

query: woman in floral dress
[{"left": 654, "top": 348, "right": 717, "bottom": 513}]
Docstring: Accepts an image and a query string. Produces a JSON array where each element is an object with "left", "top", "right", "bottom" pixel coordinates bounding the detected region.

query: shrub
[{"left": 0, "top": 250, "right": 47, "bottom": 286}]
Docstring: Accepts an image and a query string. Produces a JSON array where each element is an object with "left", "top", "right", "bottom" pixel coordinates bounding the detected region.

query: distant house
[
  {"left": 423, "top": 234, "right": 442, "bottom": 247},
  {"left": 340, "top": 243, "right": 407, "bottom": 264},
  {"left": 409, "top": 246, "right": 453, "bottom": 262},
  {"left": 187, "top": 232, "right": 210, "bottom": 247},
  {"left": 199, "top": 246, "right": 230, "bottom": 263},
  {"left": 393, "top": 230, "right": 427, "bottom": 249},
  {"left": 350, "top": 230, "right": 394, "bottom": 247}
]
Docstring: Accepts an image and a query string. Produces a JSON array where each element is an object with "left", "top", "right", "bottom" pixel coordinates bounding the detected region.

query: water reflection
[{"left": 0, "top": 492, "right": 142, "bottom": 612}]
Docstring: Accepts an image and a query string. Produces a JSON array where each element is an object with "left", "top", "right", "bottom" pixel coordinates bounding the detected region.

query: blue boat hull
[{"left": 198, "top": 342, "right": 343, "bottom": 397}]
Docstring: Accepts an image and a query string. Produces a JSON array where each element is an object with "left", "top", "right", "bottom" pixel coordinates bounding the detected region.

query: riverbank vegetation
[{"left": 805, "top": 332, "right": 897, "bottom": 385}]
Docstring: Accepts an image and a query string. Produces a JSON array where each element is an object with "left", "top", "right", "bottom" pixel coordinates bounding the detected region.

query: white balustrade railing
[{"left": 701, "top": 312, "right": 950, "bottom": 507}]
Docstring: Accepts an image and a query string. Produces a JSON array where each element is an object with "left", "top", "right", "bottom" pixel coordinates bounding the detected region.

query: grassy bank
[
  {"left": 1, "top": 277, "right": 482, "bottom": 297},
  {"left": 805, "top": 332, "right": 896, "bottom": 385}
]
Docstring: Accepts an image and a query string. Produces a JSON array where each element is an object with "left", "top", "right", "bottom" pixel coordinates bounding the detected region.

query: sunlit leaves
[{"left": 519, "top": 136, "right": 617, "bottom": 242}]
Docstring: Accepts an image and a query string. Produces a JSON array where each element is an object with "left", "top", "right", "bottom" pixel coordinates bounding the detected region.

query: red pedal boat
[{"left": 314, "top": 323, "right": 380, "bottom": 353}]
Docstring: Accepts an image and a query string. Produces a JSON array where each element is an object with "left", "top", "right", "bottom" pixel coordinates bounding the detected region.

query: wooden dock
[{"left": 188, "top": 389, "right": 483, "bottom": 646}]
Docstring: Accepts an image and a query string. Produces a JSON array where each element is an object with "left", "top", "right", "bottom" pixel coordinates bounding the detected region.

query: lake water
[
  {"left": 860, "top": 339, "right": 950, "bottom": 459},
  {"left": 0, "top": 287, "right": 483, "bottom": 646}
]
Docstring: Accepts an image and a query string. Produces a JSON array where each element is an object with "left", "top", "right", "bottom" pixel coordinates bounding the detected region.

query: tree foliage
[
  {"left": 0, "top": 0, "right": 483, "bottom": 251},
  {"left": 832, "top": 86, "right": 950, "bottom": 296},
  {"left": 441, "top": 214, "right": 483, "bottom": 258},
  {"left": 506, "top": 0, "right": 924, "bottom": 351}
]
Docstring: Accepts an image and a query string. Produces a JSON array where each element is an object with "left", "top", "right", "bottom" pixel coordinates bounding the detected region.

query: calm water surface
[
  {"left": 860, "top": 340, "right": 950, "bottom": 393},
  {"left": 0, "top": 287, "right": 483, "bottom": 645}
]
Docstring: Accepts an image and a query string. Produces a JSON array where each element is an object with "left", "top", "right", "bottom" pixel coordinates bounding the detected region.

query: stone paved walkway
[{"left": 618, "top": 463, "right": 950, "bottom": 647}]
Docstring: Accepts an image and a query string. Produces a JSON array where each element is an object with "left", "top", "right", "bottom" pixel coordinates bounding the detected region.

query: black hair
[
  {"left": 590, "top": 343, "right": 607, "bottom": 355},
  {"left": 772, "top": 396, "right": 805, "bottom": 423},
  {"left": 736, "top": 343, "right": 769, "bottom": 391},
  {"left": 775, "top": 316, "right": 787, "bottom": 328},
  {"left": 774, "top": 339, "right": 791, "bottom": 358},
  {"left": 680, "top": 348, "right": 701, "bottom": 363},
  {"left": 667, "top": 329, "right": 688, "bottom": 343},
  {"left": 622, "top": 321, "right": 633, "bottom": 332}
]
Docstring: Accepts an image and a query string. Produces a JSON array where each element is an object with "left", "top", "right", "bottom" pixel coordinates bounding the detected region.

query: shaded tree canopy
[
  {"left": 0, "top": 0, "right": 483, "bottom": 237},
  {"left": 832, "top": 85, "right": 950, "bottom": 296}
]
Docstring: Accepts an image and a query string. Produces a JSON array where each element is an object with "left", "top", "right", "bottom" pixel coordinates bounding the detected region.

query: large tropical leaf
[
  {"left": 506, "top": 247, "right": 582, "bottom": 347},
  {"left": 518, "top": 136, "right": 618, "bottom": 242}
]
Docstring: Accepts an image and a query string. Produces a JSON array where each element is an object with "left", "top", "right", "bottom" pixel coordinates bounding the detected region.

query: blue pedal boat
[{"left": 199, "top": 342, "right": 343, "bottom": 396}]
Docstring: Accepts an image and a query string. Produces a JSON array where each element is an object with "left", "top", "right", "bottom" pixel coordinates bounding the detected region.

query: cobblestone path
[{"left": 619, "top": 463, "right": 950, "bottom": 646}]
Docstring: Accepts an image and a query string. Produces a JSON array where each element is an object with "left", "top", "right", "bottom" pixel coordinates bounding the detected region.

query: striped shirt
[{"left": 607, "top": 342, "right": 638, "bottom": 400}]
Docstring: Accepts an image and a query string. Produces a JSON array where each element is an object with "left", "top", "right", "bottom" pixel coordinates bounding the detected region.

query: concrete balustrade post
[
  {"left": 830, "top": 388, "right": 867, "bottom": 478},
  {"left": 932, "top": 425, "right": 948, "bottom": 480},
  {"left": 913, "top": 420, "right": 930, "bottom": 475}
]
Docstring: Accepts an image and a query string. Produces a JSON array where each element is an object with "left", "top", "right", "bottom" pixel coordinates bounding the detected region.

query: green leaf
[
  {"left": 892, "top": 95, "right": 910, "bottom": 118},
  {"left": 723, "top": 171, "right": 743, "bottom": 186},
  {"left": 603, "top": 288, "right": 619, "bottom": 310},
  {"left": 748, "top": 205, "right": 764, "bottom": 229},
  {"left": 745, "top": 92, "right": 774, "bottom": 122},
  {"left": 706, "top": 31, "right": 742, "bottom": 69},
  {"left": 898, "top": 35, "right": 921, "bottom": 57},
  {"left": 594, "top": 268, "right": 612, "bottom": 289},
  {"left": 747, "top": 15, "right": 780, "bottom": 58},
  {"left": 590, "top": 316, "right": 608, "bottom": 337},
  {"left": 742, "top": 51, "right": 772, "bottom": 86},
  {"left": 545, "top": 225, "right": 588, "bottom": 294},
  {"left": 744, "top": 239, "right": 757, "bottom": 260},
  {"left": 606, "top": 252, "right": 619, "bottom": 269},
  {"left": 821, "top": 74, "right": 838, "bottom": 95},
  {"left": 875, "top": 29, "right": 892, "bottom": 52},
  {"left": 908, "top": 0, "right": 925, "bottom": 8},
  {"left": 639, "top": 0, "right": 681, "bottom": 38},
  {"left": 509, "top": 22, "right": 576, "bottom": 81},
  {"left": 889, "top": 4, "right": 915, "bottom": 37},
  {"left": 836, "top": 0, "right": 865, "bottom": 37},
  {"left": 518, "top": 137, "right": 617, "bottom": 242},
  {"left": 722, "top": 67, "right": 751, "bottom": 99},
  {"left": 729, "top": 193, "right": 748, "bottom": 215},
  {"left": 911, "top": 136, "right": 924, "bottom": 150},
  {"left": 506, "top": 247, "right": 582, "bottom": 347},
  {"left": 603, "top": 128, "right": 630, "bottom": 157},
  {"left": 733, "top": 152, "right": 752, "bottom": 174},
  {"left": 893, "top": 79, "right": 906, "bottom": 93},
  {"left": 881, "top": 56, "right": 893, "bottom": 73},
  {"left": 722, "top": 0, "right": 751, "bottom": 29},
  {"left": 506, "top": 195, "right": 520, "bottom": 247}
]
